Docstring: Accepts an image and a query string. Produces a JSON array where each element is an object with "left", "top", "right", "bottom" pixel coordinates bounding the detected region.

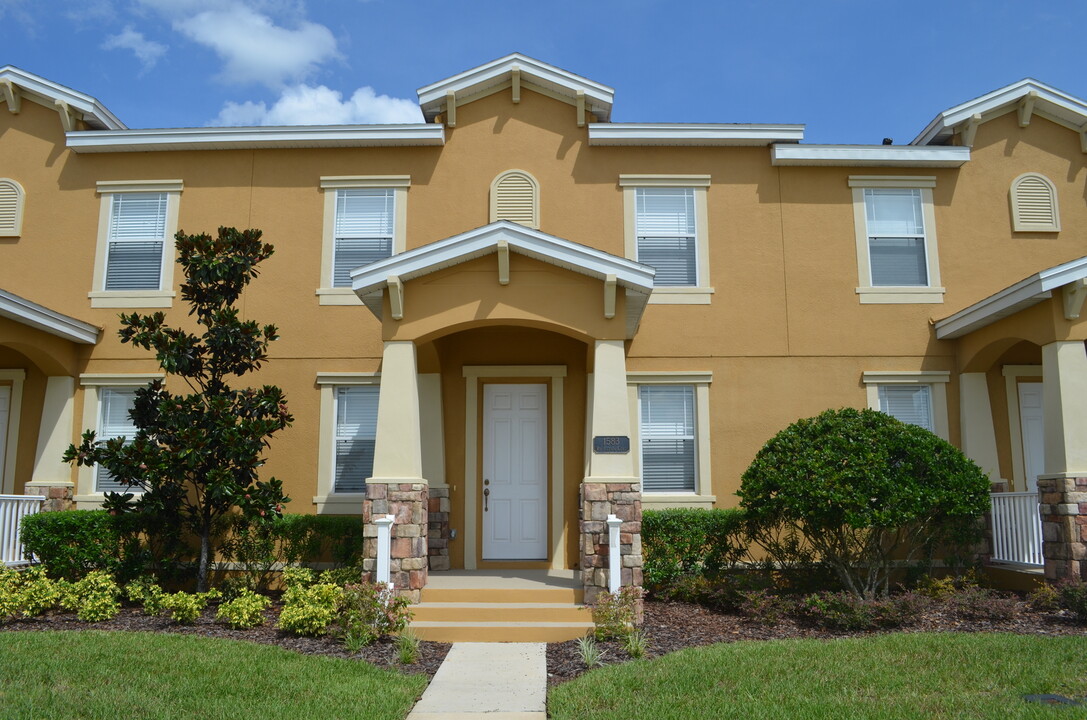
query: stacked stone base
[
  {"left": 428, "top": 486, "right": 451, "bottom": 571},
  {"left": 24, "top": 482, "right": 74, "bottom": 512},
  {"left": 1039, "top": 476, "right": 1087, "bottom": 582},
  {"left": 579, "top": 482, "right": 643, "bottom": 614},
  {"left": 361, "top": 483, "right": 428, "bottom": 602}
]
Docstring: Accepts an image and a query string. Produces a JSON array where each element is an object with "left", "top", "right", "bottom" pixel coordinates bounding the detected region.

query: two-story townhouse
[{"left": 2, "top": 56, "right": 1086, "bottom": 617}]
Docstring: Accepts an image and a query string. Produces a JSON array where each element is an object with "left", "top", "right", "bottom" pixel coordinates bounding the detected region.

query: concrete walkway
[{"left": 406, "top": 642, "right": 547, "bottom": 719}]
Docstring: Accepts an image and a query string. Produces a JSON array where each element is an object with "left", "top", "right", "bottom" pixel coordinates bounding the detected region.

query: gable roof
[
  {"left": 912, "top": 78, "right": 1087, "bottom": 146},
  {"left": 0, "top": 66, "right": 125, "bottom": 130},
  {"left": 351, "top": 221, "right": 654, "bottom": 338},
  {"left": 417, "top": 53, "right": 614, "bottom": 123},
  {"left": 0, "top": 288, "right": 99, "bottom": 344}
]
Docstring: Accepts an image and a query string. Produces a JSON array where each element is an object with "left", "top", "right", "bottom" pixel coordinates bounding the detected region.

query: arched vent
[
  {"left": 0, "top": 179, "right": 25, "bottom": 237},
  {"left": 490, "top": 170, "right": 539, "bottom": 229},
  {"left": 1010, "top": 173, "right": 1060, "bottom": 232}
]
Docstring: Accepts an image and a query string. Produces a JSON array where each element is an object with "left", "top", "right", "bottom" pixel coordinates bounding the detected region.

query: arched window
[
  {"left": 0, "top": 179, "right": 25, "bottom": 237},
  {"left": 1010, "top": 173, "right": 1060, "bottom": 232},
  {"left": 490, "top": 170, "right": 539, "bottom": 229}
]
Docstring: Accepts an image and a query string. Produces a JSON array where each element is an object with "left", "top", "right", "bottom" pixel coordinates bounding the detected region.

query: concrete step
[
  {"left": 413, "top": 602, "right": 591, "bottom": 623},
  {"left": 419, "top": 586, "right": 583, "bottom": 604},
  {"left": 409, "top": 620, "right": 594, "bottom": 643}
]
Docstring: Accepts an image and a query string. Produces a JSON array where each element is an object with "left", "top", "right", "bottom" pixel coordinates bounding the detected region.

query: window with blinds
[
  {"left": 0, "top": 178, "right": 25, "bottom": 237},
  {"left": 877, "top": 384, "right": 934, "bottom": 432},
  {"left": 104, "top": 193, "right": 168, "bottom": 290},
  {"left": 95, "top": 388, "right": 141, "bottom": 493},
  {"left": 490, "top": 170, "right": 539, "bottom": 228},
  {"left": 639, "top": 385, "right": 696, "bottom": 492},
  {"left": 635, "top": 187, "right": 697, "bottom": 286},
  {"left": 333, "top": 188, "right": 394, "bottom": 287},
  {"left": 1010, "top": 173, "right": 1060, "bottom": 232},
  {"left": 334, "top": 386, "right": 379, "bottom": 493},
  {"left": 864, "top": 188, "right": 928, "bottom": 287}
]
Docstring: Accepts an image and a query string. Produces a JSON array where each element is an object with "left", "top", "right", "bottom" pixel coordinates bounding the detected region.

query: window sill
[
  {"left": 641, "top": 493, "right": 717, "bottom": 510},
  {"left": 316, "top": 288, "right": 363, "bottom": 306},
  {"left": 89, "top": 290, "right": 175, "bottom": 309},
  {"left": 856, "top": 286, "right": 945, "bottom": 304},
  {"left": 313, "top": 493, "right": 368, "bottom": 514},
  {"left": 648, "top": 287, "right": 714, "bottom": 305}
]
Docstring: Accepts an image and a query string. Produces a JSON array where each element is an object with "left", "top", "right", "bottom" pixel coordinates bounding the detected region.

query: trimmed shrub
[
  {"left": 216, "top": 589, "right": 271, "bottom": 629},
  {"left": 1057, "top": 579, "right": 1087, "bottom": 623},
  {"left": 642, "top": 508, "right": 746, "bottom": 590},
  {"left": 73, "top": 570, "right": 121, "bottom": 622},
  {"left": 162, "top": 591, "right": 210, "bottom": 625},
  {"left": 278, "top": 582, "right": 342, "bottom": 636}
]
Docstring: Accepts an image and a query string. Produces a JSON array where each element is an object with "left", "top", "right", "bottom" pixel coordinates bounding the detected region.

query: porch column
[
  {"left": 581, "top": 340, "right": 643, "bottom": 609},
  {"left": 958, "top": 373, "right": 1001, "bottom": 485},
  {"left": 25, "top": 376, "right": 75, "bottom": 511},
  {"left": 1038, "top": 341, "right": 1087, "bottom": 581},
  {"left": 362, "top": 341, "right": 428, "bottom": 601}
]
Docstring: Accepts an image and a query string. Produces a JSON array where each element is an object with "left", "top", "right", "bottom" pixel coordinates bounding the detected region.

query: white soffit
[
  {"left": 0, "top": 288, "right": 100, "bottom": 344},
  {"left": 590, "top": 123, "right": 804, "bottom": 146},
  {"left": 771, "top": 144, "right": 970, "bottom": 167},
  {"left": 934, "top": 255, "right": 1087, "bottom": 339},
  {"left": 912, "top": 78, "right": 1087, "bottom": 146},
  {"left": 66, "top": 124, "right": 445, "bottom": 153},
  {"left": 417, "top": 53, "right": 614, "bottom": 123},
  {"left": 0, "top": 66, "right": 125, "bottom": 130}
]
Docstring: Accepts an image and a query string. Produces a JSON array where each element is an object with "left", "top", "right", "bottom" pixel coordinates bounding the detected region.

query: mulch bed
[{"left": 546, "top": 598, "right": 1087, "bottom": 686}]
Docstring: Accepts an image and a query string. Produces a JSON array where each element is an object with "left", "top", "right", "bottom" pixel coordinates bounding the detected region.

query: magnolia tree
[
  {"left": 738, "top": 407, "right": 990, "bottom": 599},
  {"left": 66, "top": 227, "right": 292, "bottom": 591}
]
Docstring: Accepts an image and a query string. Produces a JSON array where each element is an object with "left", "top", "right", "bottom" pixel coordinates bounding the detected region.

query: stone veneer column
[
  {"left": 22, "top": 482, "right": 74, "bottom": 512},
  {"left": 427, "top": 486, "right": 451, "bottom": 571},
  {"left": 1038, "top": 476, "right": 1087, "bottom": 581}
]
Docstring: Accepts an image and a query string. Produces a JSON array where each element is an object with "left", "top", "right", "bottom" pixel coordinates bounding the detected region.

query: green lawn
[
  {"left": 0, "top": 631, "right": 426, "bottom": 720},
  {"left": 549, "top": 633, "right": 1087, "bottom": 720}
]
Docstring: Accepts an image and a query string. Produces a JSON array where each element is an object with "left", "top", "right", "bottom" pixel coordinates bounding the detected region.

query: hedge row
[{"left": 641, "top": 508, "right": 746, "bottom": 589}]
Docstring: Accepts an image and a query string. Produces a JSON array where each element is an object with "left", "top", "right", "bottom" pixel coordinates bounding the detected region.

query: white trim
[
  {"left": 319, "top": 176, "right": 411, "bottom": 189},
  {"left": 314, "top": 372, "right": 381, "bottom": 514},
  {"left": 79, "top": 373, "right": 164, "bottom": 386},
  {"left": 848, "top": 175, "right": 937, "bottom": 188},
  {"left": 934, "top": 255, "right": 1087, "bottom": 339},
  {"left": 0, "top": 289, "right": 99, "bottom": 344},
  {"left": 619, "top": 174, "right": 711, "bottom": 187},
  {"left": 0, "top": 65, "right": 125, "bottom": 130},
  {"left": 592, "top": 124, "right": 804, "bottom": 146},
  {"left": 1003, "top": 365, "right": 1043, "bottom": 492},
  {"left": 773, "top": 145, "right": 970, "bottom": 167},
  {"left": 863, "top": 371, "right": 950, "bottom": 440},
  {"left": 66, "top": 125, "right": 443, "bottom": 153},
  {"left": 96, "top": 180, "right": 184, "bottom": 193},
  {"left": 0, "top": 370, "right": 25, "bottom": 495}
]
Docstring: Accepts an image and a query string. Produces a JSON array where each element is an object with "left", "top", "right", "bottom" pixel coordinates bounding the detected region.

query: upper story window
[
  {"left": 0, "top": 178, "right": 26, "bottom": 237},
  {"left": 90, "top": 180, "right": 183, "bottom": 309},
  {"left": 318, "top": 176, "right": 409, "bottom": 306},
  {"left": 849, "top": 176, "right": 944, "bottom": 304},
  {"left": 620, "top": 175, "right": 713, "bottom": 304},
  {"left": 490, "top": 170, "right": 540, "bottom": 228},
  {"left": 1010, "top": 172, "right": 1060, "bottom": 232}
]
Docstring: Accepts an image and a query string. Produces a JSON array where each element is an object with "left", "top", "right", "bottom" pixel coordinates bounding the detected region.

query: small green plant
[
  {"left": 280, "top": 566, "right": 316, "bottom": 590},
  {"left": 73, "top": 570, "right": 121, "bottom": 622},
  {"left": 738, "top": 589, "right": 793, "bottom": 626},
  {"left": 278, "top": 582, "right": 342, "bottom": 636},
  {"left": 162, "top": 591, "right": 214, "bottom": 624},
  {"left": 952, "top": 587, "right": 1016, "bottom": 622},
  {"left": 395, "top": 629, "right": 420, "bottom": 664},
  {"left": 335, "top": 582, "right": 412, "bottom": 648},
  {"left": 1027, "top": 582, "right": 1060, "bottom": 612},
  {"left": 17, "top": 566, "right": 61, "bottom": 617},
  {"left": 591, "top": 586, "right": 641, "bottom": 640},
  {"left": 0, "top": 568, "right": 20, "bottom": 621},
  {"left": 319, "top": 567, "right": 361, "bottom": 587},
  {"left": 123, "top": 575, "right": 168, "bottom": 616},
  {"left": 623, "top": 630, "right": 648, "bottom": 659},
  {"left": 799, "top": 592, "right": 878, "bottom": 631},
  {"left": 575, "top": 635, "right": 604, "bottom": 668},
  {"left": 1057, "top": 578, "right": 1087, "bottom": 623},
  {"left": 216, "top": 589, "right": 271, "bottom": 629}
]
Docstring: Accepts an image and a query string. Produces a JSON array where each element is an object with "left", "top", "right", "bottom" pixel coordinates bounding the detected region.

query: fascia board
[
  {"left": 771, "top": 144, "right": 970, "bottom": 167},
  {"left": 590, "top": 123, "right": 804, "bottom": 146},
  {"left": 0, "top": 289, "right": 100, "bottom": 344},
  {"left": 65, "top": 124, "right": 445, "bottom": 153},
  {"left": 0, "top": 65, "right": 125, "bottom": 130}
]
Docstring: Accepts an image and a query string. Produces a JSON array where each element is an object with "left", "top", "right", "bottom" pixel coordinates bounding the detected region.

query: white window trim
[
  {"left": 314, "top": 373, "right": 380, "bottom": 513},
  {"left": 627, "top": 371, "right": 715, "bottom": 508},
  {"left": 1002, "top": 365, "right": 1043, "bottom": 492},
  {"left": 75, "top": 373, "right": 163, "bottom": 507},
  {"left": 849, "top": 176, "right": 944, "bottom": 304},
  {"left": 0, "top": 370, "right": 26, "bottom": 495},
  {"left": 0, "top": 178, "right": 26, "bottom": 237},
  {"left": 620, "top": 175, "right": 714, "bottom": 304},
  {"left": 90, "top": 180, "right": 182, "bottom": 308},
  {"left": 317, "top": 176, "right": 409, "bottom": 306},
  {"left": 862, "top": 371, "right": 950, "bottom": 440}
]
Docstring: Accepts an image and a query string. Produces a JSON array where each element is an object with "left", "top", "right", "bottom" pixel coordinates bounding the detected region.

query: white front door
[
  {"left": 1018, "top": 382, "right": 1045, "bottom": 493},
  {"left": 482, "top": 383, "right": 547, "bottom": 560},
  {"left": 0, "top": 386, "right": 9, "bottom": 488}
]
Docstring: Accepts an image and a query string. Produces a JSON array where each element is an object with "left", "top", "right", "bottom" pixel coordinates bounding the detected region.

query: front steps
[{"left": 408, "top": 571, "right": 594, "bottom": 642}]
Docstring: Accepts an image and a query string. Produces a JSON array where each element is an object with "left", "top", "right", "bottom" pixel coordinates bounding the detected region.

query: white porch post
[
  {"left": 25, "top": 376, "right": 75, "bottom": 510},
  {"left": 1041, "top": 341, "right": 1087, "bottom": 477},
  {"left": 369, "top": 341, "right": 424, "bottom": 484},
  {"left": 586, "top": 340, "right": 636, "bottom": 482},
  {"left": 959, "top": 372, "right": 1002, "bottom": 484}
]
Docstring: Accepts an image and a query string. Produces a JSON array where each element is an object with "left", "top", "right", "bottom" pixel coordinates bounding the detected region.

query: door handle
[{"left": 484, "top": 487, "right": 490, "bottom": 512}]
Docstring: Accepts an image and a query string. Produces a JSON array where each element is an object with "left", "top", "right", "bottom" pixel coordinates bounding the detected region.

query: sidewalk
[{"left": 406, "top": 642, "right": 547, "bottom": 719}]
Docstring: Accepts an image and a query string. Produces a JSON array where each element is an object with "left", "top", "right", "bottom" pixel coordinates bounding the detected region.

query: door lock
[{"left": 483, "top": 487, "right": 490, "bottom": 512}]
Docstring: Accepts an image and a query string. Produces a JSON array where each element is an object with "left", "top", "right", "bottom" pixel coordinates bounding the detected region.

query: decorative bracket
[
  {"left": 388, "top": 275, "right": 404, "bottom": 320},
  {"left": 1080, "top": 123, "right": 1087, "bottom": 154},
  {"left": 1018, "top": 91, "right": 1036, "bottom": 127},
  {"left": 497, "top": 238, "right": 510, "bottom": 285},
  {"left": 1062, "top": 278, "right": 1087, "bottom": 320},
  {"left": 445, "top": 91, "right": 456, "bottom": 128},
  {"left": 576, "top": 90, "right": 586, "bottom": 128},
  {"left": 511, "top": 66, "right": 521, "bottom": 104},
  {"left": 603, "top": 274, "right": 617, "bottom": 319},
  {"left": 959, "top": 113, "right": 982, "bottom": 147},
  {"left": 0, "top": 80, "right": 20, "bottom": 114}
]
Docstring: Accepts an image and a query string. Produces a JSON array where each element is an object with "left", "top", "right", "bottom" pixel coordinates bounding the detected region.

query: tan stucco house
[{"left": 2, "top": 55, "right": 1086, "bottom": 611}]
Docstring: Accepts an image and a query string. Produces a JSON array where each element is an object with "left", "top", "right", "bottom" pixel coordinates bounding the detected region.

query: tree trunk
[{"left": 197, "top": 514, "right": 211, "bottom": 593}]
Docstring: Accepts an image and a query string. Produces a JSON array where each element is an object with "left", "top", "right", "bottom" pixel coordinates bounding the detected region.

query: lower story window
[
  {"left": 334, "top": 386, "right": 378, "bottom": 493},
  {"left": 862, "top": 371, "right": 950, "bottom": 440},
  {"left": 95, "top": 387, "right": 139, "bottom": 493},
  {"left": 876, "top": 384, "right": 933, "bottom": 432},
  {"left": 638, "top": 384, "right": 696, "bottom": 493}
]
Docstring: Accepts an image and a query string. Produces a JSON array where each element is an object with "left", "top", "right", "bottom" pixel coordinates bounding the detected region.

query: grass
[
  {"left": 549, "top": 633, "right": 1087, "bottom": 720},
  {"left": 0, "top": 631, "right": 426, "bottom": 720}
]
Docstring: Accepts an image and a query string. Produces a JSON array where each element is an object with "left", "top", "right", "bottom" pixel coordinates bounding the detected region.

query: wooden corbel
[
  {"left": 54, "top": 100, "right": 77, "bottom": 132},
  {"left": 1018, "top": 91, "right": 1037, "bottom": 127},
  {"left": 603, "top": 274, "right": 617, "bottom": 319},
  {"left": 1080, "top": 123, "right": 1087, "bottom": 154},
  {"left": 445, "top": 91, "right": 456, "bottom": 128},
  {"left": 959, "top": 113, "right": 982, "bottom": 147},
  {"left": 1062, "top": 278, "right": 1087, "bottom": 320},
  {"left": 387, "top": 275, "right": 404, "bottom": 320},
  {"left": 0, "top": 80, "right": 21, "bottom": 114},
  {"left": 497, "top": 238, "right": 510, "bottom": 286},
  {"left": 576, "top": 91, "right": 586, "bottom": 128},
  {"left": 511, "top": 66, "right": 521, "bottom": 104}
]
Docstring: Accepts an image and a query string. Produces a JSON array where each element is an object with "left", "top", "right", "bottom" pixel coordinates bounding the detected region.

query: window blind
[
  {"left": 635, "top": 187, "right": 697, "bottom": 286},
  {"left": 0, "top": 180, "right": 22, "bottom": 235},
  {"left": 639, "top": 385, "right": 696, "bottom": 492},
  {"left": 334, "top": 386, "right": 379, "bottom": 493},
  {"left": 105, "top": 193, "right": 168, "bottom": 290},
  {"left": 333, "top": 189, "right": 394, "bottom": 287},
  {"left": 878, "top": 384, "right": 933, "bottom": 432},
  {"left": 865, "top": 188, "right": 927, "bottom": 287},
  {"left": 95, "top": 388, "right": 139, "bottom": 493}
]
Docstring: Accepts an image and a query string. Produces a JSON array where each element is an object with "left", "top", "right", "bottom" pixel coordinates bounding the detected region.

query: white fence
[
  {"left": 1, "top": 494, "right": 44, "bottom": 567},
  {"left": 990, "top": 491, "right": 1044, "bottom": 567}
]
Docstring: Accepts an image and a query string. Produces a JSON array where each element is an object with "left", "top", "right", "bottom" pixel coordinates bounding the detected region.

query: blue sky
[{"left": 2, "top": 0, "right": 1086, "bottom": 144}]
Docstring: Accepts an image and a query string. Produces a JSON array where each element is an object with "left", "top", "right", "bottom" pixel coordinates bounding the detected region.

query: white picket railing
[
  {"left": 1, "top": 494, "right": 44, "bottom": 567},
  {"left": 990, "top": 491, "right": 1044, "bottom": 567}
]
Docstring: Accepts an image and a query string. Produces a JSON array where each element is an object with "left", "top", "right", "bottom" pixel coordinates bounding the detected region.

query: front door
[
  {"left": 1018, "top": 382, "right": 1045, "bottom": 493},
  {"left": 482, "top": 383, "right": 547, "bottom": 560}
]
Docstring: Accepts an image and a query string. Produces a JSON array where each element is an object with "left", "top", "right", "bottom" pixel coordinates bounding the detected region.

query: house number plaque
[{"left": 593, "top": 436, "right": 630, "bottom": 454}]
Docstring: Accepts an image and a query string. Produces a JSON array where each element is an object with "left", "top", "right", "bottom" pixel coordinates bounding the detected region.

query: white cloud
[
  {"left": 213, "top": 84, "right": 422, "bottom": 126},
  {"left": 102, "top": 26, "right": 168, "bottom": 73}
]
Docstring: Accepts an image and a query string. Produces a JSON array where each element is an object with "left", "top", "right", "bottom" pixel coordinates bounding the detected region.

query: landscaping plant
[
  {"left": 395, "top": 629, "right": 420, "bottom": 664},
  {"left": 336, "top": 582, "right": 413, "bottom": 648},
  {"left": 641, "top": 508, "right": 746, "bottom": 590},
  {"left": 591, "top": 586, "right": 642, "bottom": 640},
  {"left": 216, "top": 589, "right": 271, "bottom": 629}
]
